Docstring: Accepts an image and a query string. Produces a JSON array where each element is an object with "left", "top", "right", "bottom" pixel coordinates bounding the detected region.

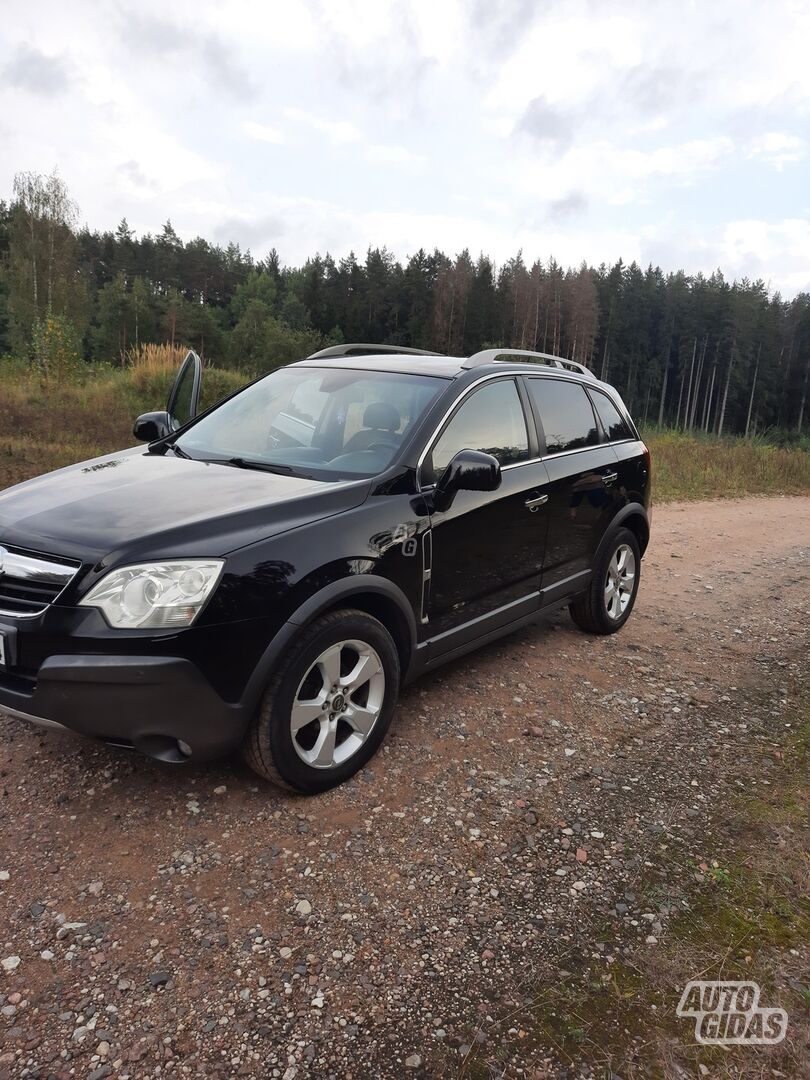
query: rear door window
[{"left": 527, "top": 378, "right": 599, "bottom": 455}]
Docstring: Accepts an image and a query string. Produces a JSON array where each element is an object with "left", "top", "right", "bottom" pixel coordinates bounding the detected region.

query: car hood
[{"left": 0, "top": 447, "right": 371, "bottom": 564}]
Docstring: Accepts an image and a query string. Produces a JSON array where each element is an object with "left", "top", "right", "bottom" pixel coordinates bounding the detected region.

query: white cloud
[
  {"left": 187, "top": 189, "right": 637, "bottom": 273},
  {"left": 618, "top": 138, "right": 735, "bottom": 181},
  {"left": 364, "top": 143, "right": 426, "bottom": 168},
  {"left": 242, "top": 120, "right": 285, "bottom": 145},
  {"left": 283, "top": 107, "right": 363, "bottom": 146},
  {"left": 279, "top": 109, "right": 425, "bottom": 168},
  {"left": 485, "top": 10, "right": 644, "bottom": 119},
  {"left": 640, "top": 216, "right": 810, "bottom": 296},
  {"left": 1, "top": 0, "right": 809, "bottom": 293},
  {"left": 746, "top": 132, "right": 806, "bottom": 171},
  {"left": 510, "top": 136, "right": 735, "bottom": 209},
  {"left": 720, "top": 218, "right": 810, "bottom": 291}
]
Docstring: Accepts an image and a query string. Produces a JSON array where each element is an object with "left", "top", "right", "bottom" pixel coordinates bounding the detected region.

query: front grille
[{"left": 0, "top": 544, "right": 80, "bottom": 617}]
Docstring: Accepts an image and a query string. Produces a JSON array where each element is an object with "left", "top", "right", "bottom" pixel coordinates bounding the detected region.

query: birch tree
[{"left": 8, "top": 169, "right": 84, "bottom": 351}]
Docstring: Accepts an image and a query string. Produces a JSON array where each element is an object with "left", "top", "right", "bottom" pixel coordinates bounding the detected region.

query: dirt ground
[{"left": 1, "top": 496, "right": 809, "bottom": 1079}]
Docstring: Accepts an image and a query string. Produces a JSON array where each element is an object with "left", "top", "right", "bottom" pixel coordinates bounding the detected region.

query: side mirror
[
  {"left": 133, "top": 411, "right": 172, "bottom": 442},
  {"left": 433, "top": 449, "right": 501, "bottom": 511}
]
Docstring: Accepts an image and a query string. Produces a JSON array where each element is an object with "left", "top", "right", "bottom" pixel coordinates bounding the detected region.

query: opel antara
[{"left": 0, "top": 345, "right": 651, "bottom": 793}]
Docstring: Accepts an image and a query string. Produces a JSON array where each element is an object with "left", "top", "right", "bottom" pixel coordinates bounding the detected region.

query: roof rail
[
  {"left": 307, "top": 343, "right": 441, "bottom": 359},
  {"left": 462, "top": 348, "right": 595, "bottom": 378}
]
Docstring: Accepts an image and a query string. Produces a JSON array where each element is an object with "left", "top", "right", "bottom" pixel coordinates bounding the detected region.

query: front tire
[
  {"left": 243, "top": 610, "right": 400, "bottom": 793},
  {"left": 569, "top": 527, "right": 641, "bottom": 635}
]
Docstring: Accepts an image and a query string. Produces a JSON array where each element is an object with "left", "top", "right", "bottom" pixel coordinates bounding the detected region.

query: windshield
[{"left": 176, "top": 366, "right": 445, "bottom": 479}]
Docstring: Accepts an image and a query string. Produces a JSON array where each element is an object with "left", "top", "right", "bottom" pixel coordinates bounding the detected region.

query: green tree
[
  {"left": 0, "top": 201, "right": 10, "bottom": 355},
  {"left": 230, "top": 270, "right": 277, "bottom": 322},
  {"left": 7, "top": 170, "right": 87, "bottom": 354},
  {"left": 153, "top": 220, "right": 182, "bottom": 295},
  {"left": 229, "top": 300, "right": 320, "bottom": 375},
  {"left": 92, "top": 271, "right": 130, "bottom": 364},
  {"left": 130, "top": 276, "right": 154, "bottom": 348},
  {"left": 162, "top": 287, "right": 188, "bottom": 347},
  {"left": 280, "top": 292, "right": 310, "bottom": 331},
  {"left": 32, "top": 310, "right": 81, "bottom": 381}
]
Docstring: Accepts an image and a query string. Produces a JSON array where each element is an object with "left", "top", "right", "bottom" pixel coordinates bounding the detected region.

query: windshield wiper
[
  {"left": 220, "top": 457, "right": 311, "bottom": 478},
  {"left": 167, "top": 442, "right": 191, "bottom": 459}
]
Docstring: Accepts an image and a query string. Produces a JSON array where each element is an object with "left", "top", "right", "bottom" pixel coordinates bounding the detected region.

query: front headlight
[{"left": 79, "top": 560, "right": 224, "bottom": 629}]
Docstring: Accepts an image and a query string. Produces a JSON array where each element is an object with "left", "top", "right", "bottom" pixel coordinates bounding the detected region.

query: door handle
[
  {"left": 525, "top": 493, "right": 549, "bottom": 512},
  {"left": 602, "top": 471, "right": 619, "bottom": 485}
]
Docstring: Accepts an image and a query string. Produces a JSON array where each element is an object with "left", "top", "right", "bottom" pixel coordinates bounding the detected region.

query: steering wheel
[{"left": 366, "top": 440, "right": 398, "bottom": 453}]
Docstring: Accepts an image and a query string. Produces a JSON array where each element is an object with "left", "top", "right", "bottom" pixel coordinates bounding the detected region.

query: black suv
[{"left": 0, "top": 345, "right": 650, "bottom": 793}]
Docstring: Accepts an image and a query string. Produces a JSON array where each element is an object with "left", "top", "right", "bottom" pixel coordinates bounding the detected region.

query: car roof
[
  {"left": 293, "top": 349, "right": 617, "bottom": 391},
  {"left": 293, "top": 354, "right": 463, "bottom": 378}
]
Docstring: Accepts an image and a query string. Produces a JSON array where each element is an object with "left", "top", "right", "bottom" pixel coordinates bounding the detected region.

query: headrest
[{"left": 363, "top": 401, "right": 400, "bottom": 432}]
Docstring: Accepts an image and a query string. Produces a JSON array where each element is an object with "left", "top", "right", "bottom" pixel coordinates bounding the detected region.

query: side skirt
[{"left": 404, "top": 569, "right": 592, "bottom": 681}]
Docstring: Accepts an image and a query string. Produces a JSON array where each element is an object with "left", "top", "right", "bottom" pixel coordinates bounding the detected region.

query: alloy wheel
[
  {"left": 290, "top": 639, "right": 386, "bottom": 769},
  {"left": 605, "top": 543, "right": 636, "bottom": 620}
]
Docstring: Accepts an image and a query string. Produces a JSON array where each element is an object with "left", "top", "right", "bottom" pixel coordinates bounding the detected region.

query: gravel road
[{"left": 1, "top": 496, "right": 809, "bottom": 1079}]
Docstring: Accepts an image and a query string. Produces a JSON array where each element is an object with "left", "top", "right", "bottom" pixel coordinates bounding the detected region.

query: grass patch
[
  {"left": 483, "top": 682, "right": 810, "bottom": 1077},
  {"left": 451, "top": 664, "right": 810, "bottom": 1078},
  {"left": 627, "top": 705, "right": 810, "bottom": 1077},
  {"left": 643, "top": 428, "right": 810, "bottom": 502},
  {"left": 0, "top": 359, "right": 244, "bottom": 489}
]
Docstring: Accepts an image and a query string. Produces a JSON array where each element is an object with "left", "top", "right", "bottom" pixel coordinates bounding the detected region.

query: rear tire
[
  {"left": 569, "top": 527, "right": 641, "bottom": 635},
  {"left": 243, "top": 609, "right": 400, "bottom": 793}
]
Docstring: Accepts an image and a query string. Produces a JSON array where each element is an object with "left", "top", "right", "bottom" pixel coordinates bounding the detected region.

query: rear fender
[{"left": 597, "top": 503, "right": 650, "bottom": 562}]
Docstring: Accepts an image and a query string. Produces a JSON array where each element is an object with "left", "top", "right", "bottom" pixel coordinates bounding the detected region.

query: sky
[{"left": 1, "top": 0, "right": 809, "bottom": 295}]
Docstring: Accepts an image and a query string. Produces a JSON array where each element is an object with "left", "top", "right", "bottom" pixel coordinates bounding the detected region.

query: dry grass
[
  {"left": 645, "top": 429, "right": 810, "bottom": 502},
  {"left": 127, "top": 342, "right": 190, "bottom": 392},
  {"left": 128, "top": 342, "right": 188, "bottom": 372},
  {"left": 0, "top": 359, "right": 244, "bottom": 488}
]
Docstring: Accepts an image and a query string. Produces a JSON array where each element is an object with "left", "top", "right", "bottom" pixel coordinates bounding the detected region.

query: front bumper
[{"left": 0, "top": 654, "right": 247, "bottom": 761}]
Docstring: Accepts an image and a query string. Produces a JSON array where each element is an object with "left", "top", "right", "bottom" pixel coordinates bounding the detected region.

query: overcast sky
[{"left": 2, "top": 0, "right": 809, "bottom": 294}]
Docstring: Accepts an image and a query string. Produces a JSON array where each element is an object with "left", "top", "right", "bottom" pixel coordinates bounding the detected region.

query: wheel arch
[
  {"left": 318, "top": 591, "right": 413, "bottom": 680},
  {"left": 241, "top": 575, "right": 417, "bottom": 712},
  {"left": 608, "top": 503, "right": 649, "bottom": 556}
]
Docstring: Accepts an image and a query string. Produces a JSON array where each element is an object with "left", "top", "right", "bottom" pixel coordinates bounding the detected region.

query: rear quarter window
[{"left": 590, "top": 389, "right": 633, "bottom": 442}]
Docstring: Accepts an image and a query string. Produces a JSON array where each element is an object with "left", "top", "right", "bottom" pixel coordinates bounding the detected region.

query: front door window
[{"left": 424, "top": 379, "right": 529, "bottom": 484}]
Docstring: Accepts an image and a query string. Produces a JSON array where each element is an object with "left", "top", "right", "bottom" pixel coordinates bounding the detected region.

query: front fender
[{"left": 237, "top": 573, "right": 419, "bottom": 713}]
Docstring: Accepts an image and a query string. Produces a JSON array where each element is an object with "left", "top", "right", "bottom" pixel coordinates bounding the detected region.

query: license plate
[{"left": 0, "top": 633, "right": 5, "bottom": 667}]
